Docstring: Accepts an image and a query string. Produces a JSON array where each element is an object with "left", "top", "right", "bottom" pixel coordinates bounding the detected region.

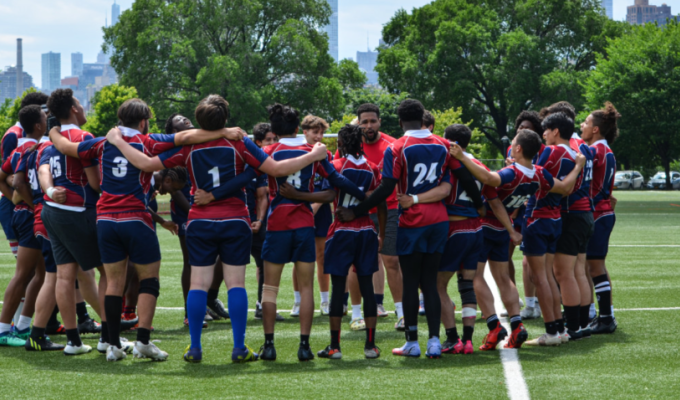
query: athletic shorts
[
  {"left": 370, "top": 209, "right": 399, "bottom": 256},
  {"left": 262, "top": 227, "right": 316, "bottom": 264},
  {"left": 314, "top": 204, "right": 332, "bottom": 238},
  {"left": 397, "top": 221, "right": 448, "bottom": 256},
  {"left": 42, "top": 204, "right": 102, "bottom": 270},
  {"left": 478, "top": 226, "right": 510, "bottom": 263},
  {"left": 586, "top": 213, "right": 616, "bottom": 260},
  {"left": 12, "top": 207, "right": 40, "bottom": 249},
  {"left": 97, "top": 212, "right": 160, "bottom": 265},
  {"left": 521, "top": 218, "right": 562, "bottom": 256},
  {"left": 33, "top": 203, "right": 48, "bottom": 241},
  {"left": 440, "top": 219, "right": 483, "bottom": 272},
  {"left": 0, "top": 195, "right": 15, "bottom": 240},
  {"left": 324, "top": 219, "right": 379, "bottom": 276},
  {"left": 186, "top": 218, "right": 252, "bottom": 266},
  {"left": 171, "top": 210, "right": 187, "bottom": 237},
  {"left": 556, "top": 212, "right": 594, "bottom": 256},
  {"left": 37, "top": 235, "right": 56, "bottom": 273}
]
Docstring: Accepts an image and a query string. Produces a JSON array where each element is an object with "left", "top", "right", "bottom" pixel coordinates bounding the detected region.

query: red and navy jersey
[
  {"left": 16, "top": 140, "right": 52, "bottom": 207},
  {"left": 526, "top": 145, "right": 575, "bottom": 219},
  {"left": 263, "top": 137, "right": 364, "bottom": 232},
  {"left": 1, "top": 138, "right": 37, "bottom": 210},
  {"left": 563, "top": 136, "right": 594, "bottom": 213},
  {"left": 160, "top": 137, "right": 268, "bottom": 221},
  {"left": 1, "top": 123, "right": 25, "bottom": 163},
  {"left": 445, "top": 153, "right": 483, "bottom": 218},
  {"left": 77, "top": 127, "right": 176, "bottom": 215},
  {"left": 382, "top": 129, "right": 450, "bottom": 228},
  {"left": 589, "top": 139, "right": 616, "bottom": 218}
]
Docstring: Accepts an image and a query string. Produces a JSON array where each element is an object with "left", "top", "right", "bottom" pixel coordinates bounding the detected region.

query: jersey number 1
[{"left": 208, "top": 166, "right": 220, "bottom": 187}]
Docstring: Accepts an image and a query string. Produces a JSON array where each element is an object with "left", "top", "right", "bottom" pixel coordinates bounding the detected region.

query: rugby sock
[
  {"left": 320, "top": 291, "right": 329, "bottom": 304},
  {"left": 264, "top": 333, "right": 274, "bottom": 348},
  {"left": 343, "top": 292, "right": 349, "bottom": 306},
  {"left": 351, "top": 304, "right": 362, "bottom": 320},
  {"left": 555, "top": 318, "right": 565, "bottom": 333},
  {"left": 30, "top": 326, "right": 45, "bottom": 340},
  {"left": 486, "top": 315, "right": 499, "bottom": 331},
  {"left": 187, "top": 290, "right": 207, "bottom": 349},
  {"left": 101, "top": 321, "right": 109, "bottom": 344},
  {"left": 419, "top": 292, "right": 424, "bottom": 303},
  {"left": 300, "top": 334, "right": 310, "bottom": 349},
  {"left": 593, "top": 274, "right": 612, "bottom": 323},
  {"left": 446, "top": 327, "right": 459, "bottom": 343},
  {"left": 365, "top": 328, "right": 376, "bottom": 348},
  {"left": 137, "top": 328, "right": 150, "bottom": 345},
  {"left": 16, "top": 315, "right": 32, "bottom": 331},
  {"left": 104, "top": 296, "right": 122, "bottom": 348},
  {"left": 76, "top": 302, "right": 90, "bottom": 324},
  {"left": 375, "top": 294, "right": 384, "bottom": 306},
  {"left": 0, "top": 322, "right": 11, "bottom": 334},
  {"left": 12, "top": 298, "right": 24, "bottom": 325},
  {"left": 545, "top": 322, "right": 558, "bottom": 335},
  {"left": 463, "top": 326, "right": 474, "bottom": 342},
  {"left": 227, "top": 288, "right": 247, "bottom": 349},
  {"left": 510, "top": 315, "right": 522, "bottom": 331},
  {"left": 589, "top": 303, "right": 597, "bottom": 319},
  {"left": 579, "top": 305, "right": 591, "bottom": 329},
  {"left": 65, "top": 329, "right": 82, "bottom": 347},
  {"left": 123, "top": 306, "right": 135, "bottom": 315},
  {"left": 394, "top": 302, "right": 404, "bottom": 319},
  {"left": 406, "top": 326, "right": 418, "bottom": 342},
  {"left": 330, "top": 330, "right": 340, "bottom": 349},
  {"left": 564, "top": 306, "right": 580, "bottom": 331},
  {"left": 48, "top": 306, "right": 59, "bottom": 327},
  {"left": 294, "top": 291, "right": 301, "bottom": 304},
  {"left": 207, "top": 288, "right": 219, "bottom": 305},
  {"left": 525, "top": 297, "right": 537, "bottom": 308}
]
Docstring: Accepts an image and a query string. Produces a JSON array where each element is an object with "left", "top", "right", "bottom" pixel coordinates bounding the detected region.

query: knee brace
[
  {"left": 462, "top": 307, "right": 477, "bottom": 319},
  {"left": 457, "top": 278, "right": 477, "bottom": 306},
  {"left": 139, "top": 278, "right": 160, "bottom": 298},
  {"left": 262, "top": 284, "right": 279, "bottom": 305}
]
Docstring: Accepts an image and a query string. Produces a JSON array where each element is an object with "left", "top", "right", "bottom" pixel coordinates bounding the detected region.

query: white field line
[{"left": 484, "top": 262, "right": 531, "bottom": 400}]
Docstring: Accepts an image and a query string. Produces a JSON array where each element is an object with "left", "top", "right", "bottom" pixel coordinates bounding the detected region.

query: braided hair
[
  {"left": 158, "top": 167, "right": 188, "bottom": 185},
  {"left": 338, "top": 124, "right": 365, "bottom": 159}
]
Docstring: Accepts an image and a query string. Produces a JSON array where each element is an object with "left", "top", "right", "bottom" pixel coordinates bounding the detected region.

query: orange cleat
[
  {"left": 505, "top": 323, "right": 528, "bottom": 349},
  {"left": 479, "top": 325, "right": 508, "bottom": 351}
]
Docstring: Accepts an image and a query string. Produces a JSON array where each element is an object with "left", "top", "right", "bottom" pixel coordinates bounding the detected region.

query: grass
[{"left": 0, "top": 191, "right": 679, "bottom": 399}]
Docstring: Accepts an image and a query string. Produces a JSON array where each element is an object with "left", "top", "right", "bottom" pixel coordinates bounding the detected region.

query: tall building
[
  {"left": 72, "top": 52, "right": 83, "bottom": 77},
  {"left": 627, "top": 1, "right": 675, "bottom": 25},
  {"left": 601, "top": 0, "right": 613, "bottom": 19},
  {"left": 323, "top": 0, "right": 339, "bottom": 62},
  {"left": 41, "top": 52, "right": 61, "bottom": 93},
  {"left": 16, "top": 39, "right": 23, "bottom": 98},
  {"left": 111, "top": 1, "right": 120, "bottom": 26},
  {"left": 0, "top": 38, "right": 35, "bottom": 103},
  {"left": 356, "top": 48, "right": 379, "bottom": 86}
]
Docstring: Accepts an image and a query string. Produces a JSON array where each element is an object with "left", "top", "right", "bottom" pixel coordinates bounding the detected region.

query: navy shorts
[
  {"left": 478, "top": 225, "right": 510, "bottom": 263},
  {"left": 324, "top": 220, "right": 378, "bottom": 276},
  {"left": 12, "top": 208, "right": 40, "bottom": 250},
  {"left": 262, "top": 227, "right": 316, "bottom": 264},
  {"left": 0, "top": 195, "right": 15, "bottom": 240},
  {"left": 97, "top": 212, "right": 161, "bottom": 265},
  {"left": 396, "top": 221, "right": 448, "bottom": 256},
  {"left": 521, "top": 218, "right": 562, "bottom": 256},
  {"left": 440, "top": 219, "right": 483, "bottom": 273},
  {"left": 587, "top": 213, "right": 616, "bottom": 259},
  {"left": 186, "top": 218, "right": 252, "bottom": 266},
  {"left": 314, "top": 204, "right": 332, "bottom": 238},
  {"left": 37, "top": 236, "right": 56, "bottom": 273}
]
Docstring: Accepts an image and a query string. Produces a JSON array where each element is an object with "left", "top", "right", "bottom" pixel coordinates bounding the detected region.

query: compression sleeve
[
  {"left": 453, "top": 167, "right": 483, "bottom": 209},
  {"left": 210, "top": 168, "right": 258, "bottom": 201},
  {"left": 326, "top": 169, "right": 366, "bottom": 201}
]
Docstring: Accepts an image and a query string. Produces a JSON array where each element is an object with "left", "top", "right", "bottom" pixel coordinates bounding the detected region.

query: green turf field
[{"left": 0, "top": 191, "right": 678, "bottom": 399}]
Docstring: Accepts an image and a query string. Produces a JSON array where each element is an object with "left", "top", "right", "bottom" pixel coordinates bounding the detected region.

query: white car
[
  {"left": 614, "top": 170, "right": 644, "bottom": 190},
  {"left": 647, "top": 171, "right": 680, "bottom": 189}
]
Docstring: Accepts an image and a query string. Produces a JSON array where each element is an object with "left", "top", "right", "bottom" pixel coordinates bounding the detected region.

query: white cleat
[
  {"left": 520, "top": 306, "right": 541, "bottom": 320},
  {"left": 106, "top": 345, "right": 127, "bottom": 361},
  {"left": 377, "top": 304, "right": 388, "bottom": 318},
  {"left": 98, "top": 337, "right": 133, "bottom": 354},
  {"left": 525, "top": 333, "right": 561, "bottom": 347},
  {"left": 519, "top": 298, "right": 525, "bottom": 309},
  {"left": 64, "top": 342, "right": 92, "bottom": 356},
  {"left": 290, "top": 303, "right": 301, "bottom": 317},
  {"left": 133, "top": 341, "right": 168, "bottom": 361},
  {"left": 320, "top": 302, "right": 330, "bottom": 316}
]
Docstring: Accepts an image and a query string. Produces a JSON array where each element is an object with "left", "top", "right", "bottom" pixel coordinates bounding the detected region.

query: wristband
[
  {"left": 46, "top": 187, "right": 56, "bottom": 199},
  {"left": 412, "top": 195, "right": 419, "bottom": 204}
]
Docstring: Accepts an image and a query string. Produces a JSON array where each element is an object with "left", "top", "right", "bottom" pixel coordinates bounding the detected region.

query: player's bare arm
[
  {"left": 84, "top": 165, "right": 101, "bottom": 193},
  {"left": 489, "top": 197, "right": 522, "bottom": 245},
  {"left": 48, "top": 126, "right": 80, "bottom": 158},
  {"left": 550, "top": 152, "right": 586, "bottom": 195},
  {"left": 257, "top": 142, "right": 328, "bottom": 177},
  {"left": 38, "top": 164, "right": 67, "bottom": 204},
  {"left": 106, "top": 128, "right": 164, "bottom": 172},
  {"left": 450, "top": 143, "right": 502, "bottom": 187},
  {"left": 148, "top": 207, "right": 178, "bottom": 235},
  {"left": 0, "top": 170, "right": 13, "bottom": 199},
  {"left": 397, "top": 181, "right": 452, "bottom": 209},
  {"left": 12, "top": 171, "right": 34, "bottom": 209},
  {"left": 278, "top": 182, "right": 336, "bottom": 203},
  {"left": 173, "top": 126, "right": 247, "bottom": 146}
]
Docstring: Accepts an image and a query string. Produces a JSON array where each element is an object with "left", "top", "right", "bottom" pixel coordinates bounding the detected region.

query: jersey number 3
[{"left": 112, "top": 157, "right": 128, "bottom": 178}]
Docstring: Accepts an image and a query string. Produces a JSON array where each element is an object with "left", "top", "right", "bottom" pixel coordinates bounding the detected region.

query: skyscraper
[
  {"left": 357, "top": 48, "right": 378, "bottom": 86},
  {"left": 111, "top": 1, "right": 120, "bottom": 26},
  {"left": 601, "top": 0, "right": 613, "bottom": 19},
  {"left": 41, "top": 52, "right": 61, "bottom": 93},
  {"left": 0, "top": 39, "right": 34, "bottom": 103},
  {"left": 72, "top": 52, "right": 83, "bottom": 77},
  {"left": 16, "top": 39, "right": 23, "bottom": 98},
  {"left": 626, "top": 0, "right": 674, "bottom": 25},
  {"left": 323, "top": 0, "right": 339, "bottom": 62}
]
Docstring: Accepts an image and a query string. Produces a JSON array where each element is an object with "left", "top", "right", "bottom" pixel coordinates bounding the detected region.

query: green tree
[
  {"left": 343, "top": 87, "right": 411, "bottom": 138},
  {"left": 0, "top": 87, "right": 40, "bottom": 135},
  {"left": 83, "top": 84, "right": 160, "bottom": 136},
  {"left": 104, "top": 0, "right": 365, "bottom": 129},
  {"left": 377, "top": 0, "right": 629, "bottom": 153},
  {"left": 583, "top": 21, "right": 680, "bottom": 188},
  {"left": 430, "top": 107, "right": 500, "bottom": 160}
]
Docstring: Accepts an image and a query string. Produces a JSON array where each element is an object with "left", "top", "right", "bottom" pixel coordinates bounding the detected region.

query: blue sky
[{"left": 0, "top": 0, "right": 677, "bottom": 89}]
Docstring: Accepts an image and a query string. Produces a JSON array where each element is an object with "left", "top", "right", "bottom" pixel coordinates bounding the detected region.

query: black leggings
[
  {"left": 400, "top": 252, "right": 442, "bottom": 339},
  {"left": 330, "top": 274, "right": 376, "bottom": 318}
]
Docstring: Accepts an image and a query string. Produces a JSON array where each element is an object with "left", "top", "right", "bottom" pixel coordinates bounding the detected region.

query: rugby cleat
[
  {"left": 520, "top": 306, "right": 541, "bottom": 320},
  {"left": 418, "top": 300, "right": 426, "bottom": 316},
  {"left": 343, "top": 305, "right": 348, "bottom": 316},
  {"left": 64, "top": 342, "right": 92, "bottom": 356},
  {"left": 78, "top": 318, "right": 101, "bottom": 334},
  {"left": 275, "top": 312, "right": 285, "bottom": 322},
  {"left": 25, "top": 336, "right": 64, "bottom": 351},
  {"left": 350, "top": 318, "right": 366, "bottom": 331},
  {"left": 590, "top": 317, "right": 617, "bottom": 335},
  {"left": 0, "top": 331, "right": 26, "bottom": 347},
  {"left": 392, "top": 341, "right": 421, "bottom": 357},
  {"left": 183, "top": 345, "right": 202, "bottom": 363},
  {"left": 425, "top": 337, "right": 442, "bottom": 359},
  {"left": 254, "top": 305, "right": 263, "bottom": 320},
  {"left": 183, "top": 318, "right": 208, "bottom": 329},
  {"left": 442, "top": 338, "right": 464, "bottom": 354},
  {"left": 364, "top": 346, "right": 381, "bottom": 359},
  {"left": 317, "top": 345, "right": 342, "bottom": 359},
  {"left": 505, "top": 323, "right": 528, "bottom": 349},
  {"left": 579, "top": 326, "right": 592, "bottom": 339},
  {"left": 463, "top": 340, "right": 474, "bottom": 354},
  {"left": 106, "top": 345, "right": 127, "bottom": 362},
  {"left": 133, "top": 341, "right": 168, "bottom": 361},
  {"left": 259, "top": 345, "right": 277, "bottom": 361},
  {"left": 207, "top": 298, "right": 229, "bottom": 320},
  {"left": 203, "top": 311, "right": 213, "bottom": 322},
  {"left": 394, "top": 317, "right": 405, "bottom": 331},
  {"left": 565, "top": 329, "right": 583, "bottom": 341},
  {"left": 320, "top": 302, "right": 330, "bottom": 316},
  {"left": 377, "top": 304, "right": 388, "bottom": 318},
  {"left": 97, "top": 337, "right": 133, "bottom": 354},
  {"left": 290, "top": 303, "right": 301, "bottom": 317},
  {"left": 519, "top": 298, "right": 525, "bottom": 309},
  {"left": 525, "top": 333, "right": 561, "bottom": 347},
  {"left": 232, "top": 345, "right": 258, "bottom": 363},
  {"left": 121, "top": 313, "right": 139, "bottom": 331},
  {"left": 297, "top": 345, "right": 315, "bottom": 362},
  {"left": 45, "top": 324, "right": 65, "bottom": 335},
  {"left": 13, "top": 327, "right": 30, "bottom": 340},
  {"left": 479, "top": 325, "right": 508, "bottom": 351}
]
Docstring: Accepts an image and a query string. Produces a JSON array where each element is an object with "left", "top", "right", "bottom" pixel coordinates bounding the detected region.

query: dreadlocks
[
  {"left": 338, "top": 124, "right": 365, "bottom": 159},
  {"left": 158, "top": 166, "right": 188, "bottom": 184}
]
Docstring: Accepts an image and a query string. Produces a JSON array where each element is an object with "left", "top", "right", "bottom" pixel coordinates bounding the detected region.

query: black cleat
[
  {"left": 275, "top": 312, "right": 285, "bottom": 322},
  {"left": 254, "top": 306, "right": 263, "bottom": 320},
  {"left": 25, "top": 336, "right": 65, "bottom": 351},
  {"left": 208, "top": 299, "right": 229, "bottom": 320},
  {"left": 566, "top": 329, "right": 583, "bottom": 341},
  {"left": 78, "top": 318, "right": 101, "bottom": 334},
  {"left": 45, "top": 324, "right": 66, "bottom": 335},
  {"left": 259, "top": 345, "right": 277, "bottom": 361},
  {"left": 298, "top": 345, "right": 315, "bottom": 362},
  {"left": 590, "top": 317, "right": 617, "bottom": 335},
  {"left": 317, "top": 345, "right": 342, "bottom": 359}
]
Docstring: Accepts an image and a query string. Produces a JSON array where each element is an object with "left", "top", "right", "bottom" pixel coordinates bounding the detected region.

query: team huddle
[{"left": 0, "top": 89, "right": 619, "bottom": 363}]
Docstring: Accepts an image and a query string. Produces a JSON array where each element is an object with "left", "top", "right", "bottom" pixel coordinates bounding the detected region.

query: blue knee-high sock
[
  {"left": 187, "top": 290, "right": 208, "bottom": 350},
  {"left": 228, "top": 288, "right": 248, "bottom": 350}
]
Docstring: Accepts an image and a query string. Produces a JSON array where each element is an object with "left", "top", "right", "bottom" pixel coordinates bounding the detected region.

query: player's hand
[
  {"left": 378, "top": 233, "right": 385, "bottom": 252},
  {"left": 106, "top": 127, "right": 123, "bottom": 146},
  {"left": 223, "top": 127, "right": 247, "bottom": 141},
  {"left": 575, "top": 152, "right": 586, "bottom": 169},
  {"left": 477, "top": 206, "right": 486, "bottom": 218},
  {"left": 449, "top": 143, "right": 464, "bottom": 160},
  {"left": 52, "top": 187, "right": 67, "bottom": 204},
  {"left": 397, "top": 193, "right": 414, "bottom": 209},
  {"left": 251, "top": 220, "right": 262, "bottom": 233},
  {"left": 193, "top": 189, "right": 215, "bottom": 206},
  {"left": 278, "top": 182, "right": 299, "bottom": 200},
  {"left": 505, "top": 157, "right": 514, "bottom": 166},
  {"left": 150, "top": 190, "right": 159, "bottom": 201},
  {"left": 161, "top": 220, "right": 179, "bottom": 235},
  {"left": 335, "top": 206, "right": 356, "bottom": 222},
  {"left": 310, "top": 142, "right": 328, "bottom": 161},
  {"left": 510, "top": 231, "right": 522, "bottom": 246}
]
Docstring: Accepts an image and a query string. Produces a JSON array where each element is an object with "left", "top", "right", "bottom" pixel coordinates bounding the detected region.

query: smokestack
[{"left": 16, "top": 38, "right": 23, "bottom": 98}]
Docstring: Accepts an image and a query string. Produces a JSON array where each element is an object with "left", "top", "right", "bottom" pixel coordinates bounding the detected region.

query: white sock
[
  {"left": 589, "top": 303, "right": 596, "bottom": 318},
  {"left": 394, "top": 302, "right": 404, "bottom": 319},
  {"left": 256, "top": 301, "right": 261, "bottom": 308},
  {"left": 294, "top": 291, "right": 301, "bottom": 304},
  {"left": 419, "top": 292, "right": 424, "bottom": 302},
  {"left": 352, "top": 304, "right": 362, "bottom": 320},
  {"left": 12, "top": 298, "right": 24, "bottom": 326},
  {"left": 320, "top": 291, "right": 329, "bottom": 304},
  {"left": 0, "top": 322, "right": 11, "bottom": 334},
  {"left": 525, "top": 297, "right": 537, "bottom": 308},
  {"left": 16, "top": 315, "right": 32, "bottom": 331},
  {"left": 610, "top": 305, "right": 615, "bottom": 318}
]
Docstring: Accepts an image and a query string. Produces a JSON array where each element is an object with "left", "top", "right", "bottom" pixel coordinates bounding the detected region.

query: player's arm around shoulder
[
  {"left": 105, "top": 127, "right": 165, "bottom": 172},
  {"left": 450, "top": 142, "right": 502, "bottom": 186},
  {"left": 48, "top": 126, "right": 80, "bottom": 158}
]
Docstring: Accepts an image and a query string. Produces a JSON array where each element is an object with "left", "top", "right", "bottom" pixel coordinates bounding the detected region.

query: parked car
[
  {"left": 672, "top": 177, "right": 680, "bottom": 190},
  {"left": 647, "top": 171, "right": 680, "bottom": 189},
  {"left": 614, "top": 170, "right": 645, "bottom": 190}
]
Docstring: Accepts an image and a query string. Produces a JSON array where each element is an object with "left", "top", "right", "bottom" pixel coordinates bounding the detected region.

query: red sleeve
[
  {"left": 334, "top": 149, "right": 340, "bottom": 159},
  {"left": 447, "top": 157, "right": 463, "bottom": 170},
  {"left": 482, "top": 184, "right": 498, "bottom": 200},
  {"left": 159, "top": 146, "right": 186, "bottom": 169},
  {"left": 1, "top": 158, "right": 12, "bottom": 175}
]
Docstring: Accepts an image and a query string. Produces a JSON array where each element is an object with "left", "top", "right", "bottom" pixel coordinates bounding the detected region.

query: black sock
[
  {"left": 445, "top": 327, "right": 459, "bottom": 343},
  {"left": 564, "top": 305, "right": 580, "bottom": 331},
  {"left": 137, "top": 328, "right": 151, "bottom": 345},
  {"left": 593, "top": 274, "right": 612, "bottom": 323},
  {"left": 374, "top": 294, "right": 384, "bottom": 305},
  {"left": 579, "top": 305, "right": 591, "bottom": 329},
  {"left": 365, "top": 328, "right": 376, "bottom": 349},
  {"left": 555, "top": 318, "right": 565, "bottom": 333},
  {"left": 104, "top": 295, "right": 122, "bottom": 348},
  {"left": 546, "top": 322, "right": 558, "bottom": 335},
  {"left": 48, "top": 306, "right": 60, "bottom": 326},
  {"left": 343, "top": 292, "right": 349, "bottom": 306},
  {"left": 486, "top": 315, "right": 499, "bottom": 331},
  {"left": 65, "top": 329, "right": 82, "bottom": 347},
  {"left": 207, "top": 288, "right": 219, "bottom": 304},
  {"left": 510, "top": 315, "right": 522, "bottom": 331},
  {"left": 30, "top": 326, "right": 46, "bottom": 340},
  {"left": 76, "top": 302, "right": 90, "bottom": 324},
  {"left": 463, "top": 326, "right": 474, "bottom": 342},
  {"left": 300, "top": 334, "right": 310, "bottom": 348},
  {"left": 406, "top": 326, "right": 418, "bottom": 342},
  {"left": 330, "top": 330, "right": 340, "bottom": 349},
  {"left": 101, "top": 321, "right": 109, "bottom": 343},
  {"left": 265, "top": 333, "right": 274, "bottom": 347}
]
